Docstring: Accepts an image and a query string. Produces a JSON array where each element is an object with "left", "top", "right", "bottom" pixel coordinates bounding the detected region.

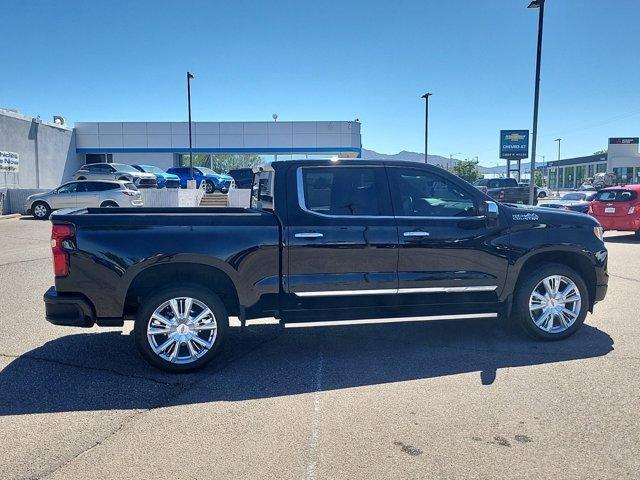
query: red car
[{"left": 589, "top": 184, "right": 640, "bottom": 236}]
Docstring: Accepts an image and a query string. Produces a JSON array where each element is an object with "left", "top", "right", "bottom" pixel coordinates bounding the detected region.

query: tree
[
  {"left": 453, "top": 159, "right": 480, "bottom": 183},
  {"left": 534, "top": 170, "right": 544, "bottom": 187},
  {"left": 181, "top": 154, "right": 263, "bottom": 172},
  {"left": 593, "top": 150, "right": 607, "bottom": 155}
]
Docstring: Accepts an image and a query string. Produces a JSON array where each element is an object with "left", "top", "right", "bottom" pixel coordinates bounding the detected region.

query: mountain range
[{"left": 361, "top": 148, "right": 535, "bottom": 175}]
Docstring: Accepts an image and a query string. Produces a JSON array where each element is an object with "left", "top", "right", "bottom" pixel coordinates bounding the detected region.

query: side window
[
  {"left": 251, "top": 171, "right": 273, "bottom": 211},
  {"left": 57, "top": 183, "right": 78, "bottom": 194},
  {"left": 389, "top": 168, "right": 477, "bottom": 217},
  {"left": 301, "top": 167, "right": 381, "bottom": 216}
]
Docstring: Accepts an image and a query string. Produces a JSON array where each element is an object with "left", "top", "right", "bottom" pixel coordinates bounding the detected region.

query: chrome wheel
[
  {"left": 33, "top": 204, "right": 48, "bottom": 218},
  {"left": 529, "top": 275, "right": 581, "bottom": 334},
  {"left": 146, "top": 297, "right": 217, "bottom": 364},
  {"left": 205, "top": 182, "right": 214, "bottom": 194}
]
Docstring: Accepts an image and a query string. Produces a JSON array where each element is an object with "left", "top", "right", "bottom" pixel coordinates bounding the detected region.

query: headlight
[{"left": 593, "top": 226, "right": 604, "bottom": 241}]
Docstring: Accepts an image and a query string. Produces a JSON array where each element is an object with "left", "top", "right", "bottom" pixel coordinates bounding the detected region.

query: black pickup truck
[
  {"left": 474, "top": 177, "right": 536, "bottom": 205},
  {"left": 45, "top": 159, "right": 608, "bottom": 372}
]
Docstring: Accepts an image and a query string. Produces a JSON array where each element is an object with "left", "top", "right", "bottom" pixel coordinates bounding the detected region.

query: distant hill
[{"left": 361, "top": 148, "right": 536, "bottom": 176}]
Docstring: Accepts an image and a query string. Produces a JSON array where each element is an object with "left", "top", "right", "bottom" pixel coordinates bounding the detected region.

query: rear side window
[
  {"left": 251, "top": 171, "right": 274, "bottom": 211},
  {"left": 300, "top": 167, "right": 381, "bottom": 216},
  {"left": 595, "top": 190, "right": 637, "bottom": 202}
]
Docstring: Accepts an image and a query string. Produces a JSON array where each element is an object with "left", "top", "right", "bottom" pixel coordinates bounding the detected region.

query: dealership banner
[
  {"left": 0, "top": 151, "right": 19, "bottom": 173},
  {"left": 499, "top": 130, "right": 529, "bottom": 159}
]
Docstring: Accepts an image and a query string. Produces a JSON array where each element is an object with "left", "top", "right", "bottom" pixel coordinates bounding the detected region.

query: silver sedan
[{"left": 25, "top": 180, "right": 143, "bottom": 219}]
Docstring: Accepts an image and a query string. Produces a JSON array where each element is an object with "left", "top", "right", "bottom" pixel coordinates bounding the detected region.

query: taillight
[
  {"left": 51, "top": 224, "right": 74, "bottom": 277},
  {"left": 628, "top": 204, "right": 640, "bottom": 214}
]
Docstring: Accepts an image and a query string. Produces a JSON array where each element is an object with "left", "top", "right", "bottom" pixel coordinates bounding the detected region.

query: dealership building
[
  {"left": 546, "top": 137, "right": 640, "bottom": 189},
  {"left": 1, "top": 107, "right": 362, "bottom": 191}
]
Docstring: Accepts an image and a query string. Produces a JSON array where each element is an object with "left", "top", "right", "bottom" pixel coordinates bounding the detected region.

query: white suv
[
  {"left": 25, "top": 180, "right": 143, "bottom": 219},
  {"left": 74, "top": 163, "right": 157, "bottom": 188}
]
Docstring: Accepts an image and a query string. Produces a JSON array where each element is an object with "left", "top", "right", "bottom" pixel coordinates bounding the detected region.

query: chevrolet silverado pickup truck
[{"left": 44, "top": 159, "right": 608, "bottom": 372}]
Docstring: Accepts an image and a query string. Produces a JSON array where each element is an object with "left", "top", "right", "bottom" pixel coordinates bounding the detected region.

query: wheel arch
[
  {"left": 514, "top": 250, "right": 596, "bottom": 310},
  {"left": 124, "top": 262, "right": 240, "bottom": 319}
]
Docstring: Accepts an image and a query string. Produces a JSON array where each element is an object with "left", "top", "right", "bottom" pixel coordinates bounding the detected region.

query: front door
[
  {"left": 387, "top": 166, "right": 508, "bottom": 308},
  {"left": 53, "top": 182, "right": 79, "bottom": 209},
  {"left": 285, "top": 165, "right": 398, "bottom": 302}
]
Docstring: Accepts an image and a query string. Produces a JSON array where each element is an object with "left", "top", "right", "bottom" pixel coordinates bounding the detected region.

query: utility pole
[
  {"left": 527, "top": 0, "right": 545, "bottom": 205},
  {"left": 422, "top": 93, "right": 432, "bottom": 164},
  {"left": 187, "top": 71, "right": 195, "bottom": 188},
  {"left": 555, "top": 138, "right": 562, "bottom": 194}
]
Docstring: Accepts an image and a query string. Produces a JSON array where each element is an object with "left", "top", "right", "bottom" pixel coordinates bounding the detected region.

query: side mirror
[{"left": 484, "top": 201, "right": 499, "bottom": 219}]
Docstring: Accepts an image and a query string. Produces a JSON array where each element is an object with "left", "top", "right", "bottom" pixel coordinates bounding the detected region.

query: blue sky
[{"left": 2, "top": 0, "right": 639, "bottom": 165}]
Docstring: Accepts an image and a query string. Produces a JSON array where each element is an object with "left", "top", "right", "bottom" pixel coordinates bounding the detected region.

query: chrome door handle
[
  {"left": 403, "top": 231, "right": 430, "bottom": 237},
  {"left": 295, "top": 232, "right": 323, "bottom": 239}
]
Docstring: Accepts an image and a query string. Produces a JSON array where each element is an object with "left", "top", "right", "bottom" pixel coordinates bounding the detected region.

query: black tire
[
  {"left": 134, "top": 285, "right": 228, "bottom": 372},
  {"left": 32, "top": 201, "right": 51, "bottom": 220},
  {"left": 100, "top": 201, "right": 119, "bottom": 208},
  {"left": 634, "top": 230, "right": 640, "bottom": 239},
  {"left": 512, "top": 262, "right": 589, "bottom": 341},
  {"left": 77, "top": 176, "right": 86, "bottom": 180},
  {"left": 204, "top": 181, "right": 215, "bottom": 194},
  {"left": 538, "top": 191, "right": 547, "bottom": 198}
]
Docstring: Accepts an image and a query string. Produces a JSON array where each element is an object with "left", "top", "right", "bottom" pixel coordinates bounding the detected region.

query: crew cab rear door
[
  {"left": 387, "top": 165, "right": 508, "bottom": 305},
  {"left": 285, "top": 164, "right": 398, "bottom": 297}
]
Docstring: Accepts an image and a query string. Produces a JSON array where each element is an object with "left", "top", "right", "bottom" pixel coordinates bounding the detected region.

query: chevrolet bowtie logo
[{"left": 506, "top": 133, "right": 526, "bottom": 142}]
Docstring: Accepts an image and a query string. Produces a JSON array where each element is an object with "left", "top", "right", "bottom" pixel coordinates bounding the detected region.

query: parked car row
[
  {"left": 72, "top": 163, "right": 235, "bottom": 194},
  {"left": 473, "top": 177, "right": 537, "bottom": 204}
]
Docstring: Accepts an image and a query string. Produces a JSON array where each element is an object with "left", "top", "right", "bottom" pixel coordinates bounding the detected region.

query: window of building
[
  {"left": 564, "top": 167, "right": 575, "bottom": 189},
  {"left": 575, "top": 165, "right": 586, "bottom": 185},
  {"left": 549, "top": 170, "right": 557, "bottom": 189},
  {"left": 596, "top": 163, "right": 607, "bottom": 173},
  {"left": 587, "top": 164, "right": 595, "bottom": 178}
]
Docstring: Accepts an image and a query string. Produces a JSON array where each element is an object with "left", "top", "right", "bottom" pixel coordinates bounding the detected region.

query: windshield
[
  {"left": 196, "top": 167, "right": 218, "bottom": 175},
  {"left": 112, "top": 164, "right": 139, "bottom": 173},
  {"left": 561, "top": 193, "right": 586, "bottom": 201},
  {"left": 138, "top": 165, "right": 164, "bottom": 174}
]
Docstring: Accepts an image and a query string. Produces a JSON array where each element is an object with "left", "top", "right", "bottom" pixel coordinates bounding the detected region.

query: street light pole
[
  {"left": 422, "top": 93, "right": 432, "bottom": 164},
  {"left": 554, "top": 138, "right": 562, "bottom": 194},
  {"left": 527, "top": 0, "right": 545, "bottom": 205},
  {"left": 187, "top": 71, "right": 195, "bottom": 187}
]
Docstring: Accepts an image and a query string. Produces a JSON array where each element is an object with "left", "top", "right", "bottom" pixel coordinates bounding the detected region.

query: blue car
[
  {"left": 132, "top": 165, "right": 180, "bottom": 188},
  {"left": 166, "top": 166, "right": 233, "bottom": 193}
]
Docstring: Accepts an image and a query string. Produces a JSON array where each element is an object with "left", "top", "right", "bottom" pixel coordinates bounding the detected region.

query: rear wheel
[
  {"left": 32, "top": 201, "right": 51, "bottom": 220},
  {"left": 204, "top": 181, "right": 215, "bottom": 194},
  {"left": 134, "top": 285, "right": 227, "bottom": 372},
  {"left": 538, "top": 191, "right": 547, "bottom": 198},
  {"left": 512, "top": 262, "right": 588, "bottom": 340},
  {"left": 100, "top": 201, "right": 119, "bottom": 208}
]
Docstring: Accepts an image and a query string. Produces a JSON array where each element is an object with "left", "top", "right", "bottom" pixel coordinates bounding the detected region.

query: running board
[{"left": 283, "top": 312, "right": 498, "bottom": 329}]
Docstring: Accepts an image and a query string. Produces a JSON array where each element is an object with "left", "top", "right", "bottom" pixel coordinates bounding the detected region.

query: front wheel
[
  {"left": 538, "top": 191, "right": 547, "bottom": 198},
  {"left": 512, "top": 262, "right": 588, "bottom": 340},
  {"left": 134, "top": 285, "right": 227, "bottom": 372},
  {"left": 32, "top": 201, "right": 51, "bottom": 220},
  {"left": 204, "top": 181, "right": 215, "bottom": 194}
]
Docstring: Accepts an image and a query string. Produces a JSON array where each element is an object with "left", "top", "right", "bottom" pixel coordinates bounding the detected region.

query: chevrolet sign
[{"left": 500, "top": 130, "right": 529, "bottom": 159}]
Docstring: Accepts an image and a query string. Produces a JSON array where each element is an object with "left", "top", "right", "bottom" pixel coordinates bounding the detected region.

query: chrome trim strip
[
  {"left": 294, "top": 289, "right": 398, "bottom": 297},
  {"left": 293, "top": 285, "right": 497, "bottom": 297},
  {"left": 397, "top": 285, "right": 498, "bottom": 294},
  {"left": 284, "top": 313, "right": 498, "bottom": 328}
]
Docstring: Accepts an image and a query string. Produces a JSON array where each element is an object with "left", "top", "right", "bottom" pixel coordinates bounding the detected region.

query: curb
[{"left": 0, "top": 213, "right": 22, "bottom": 220}]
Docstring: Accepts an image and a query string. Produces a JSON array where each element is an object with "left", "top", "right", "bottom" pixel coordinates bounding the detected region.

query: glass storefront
[
  {"left": 564, "top": 166, "right": 575, "bottom": 189},
  {"left": 575, "top": 165, "right": 586, "bottom": 186},
  {"left": 548, "top": 170, "right": 557, "bottom": 189},
  {"left": 596, "top": 163, "right": 607, "bottom": 173}
]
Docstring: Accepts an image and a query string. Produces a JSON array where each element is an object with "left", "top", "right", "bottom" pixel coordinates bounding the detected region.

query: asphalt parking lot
[{"left": 0, "top": 217, "right": 638, "bottom": 479}]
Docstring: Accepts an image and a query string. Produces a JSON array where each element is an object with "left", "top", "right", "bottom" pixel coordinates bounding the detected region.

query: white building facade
[
  {"left": 74, "top": 120, "right": 362, "bottom": 169},
  {"left": 546, "top": 137, "right": 639, "bottom": 189}
]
